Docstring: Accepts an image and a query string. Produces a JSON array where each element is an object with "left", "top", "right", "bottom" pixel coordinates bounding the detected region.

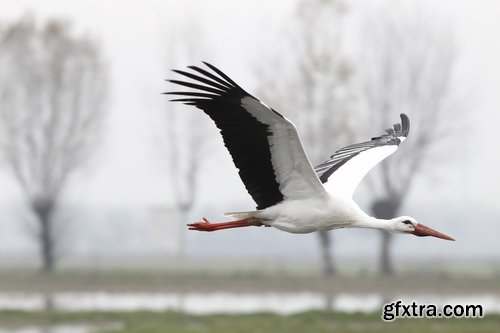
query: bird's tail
[{"left": 224, "top": 210, "right": 259, "bottom": 220}]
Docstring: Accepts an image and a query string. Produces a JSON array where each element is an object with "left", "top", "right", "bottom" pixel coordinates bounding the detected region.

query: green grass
[
  {"left": 0, "top": 270, "right": 499, "bottom": 294},
  {"left": 0, "top": 311, "right": 499, "bottom": 333}
]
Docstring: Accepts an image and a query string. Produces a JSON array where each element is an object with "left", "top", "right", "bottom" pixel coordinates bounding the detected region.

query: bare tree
[
  {"left": 0, "top": 17, "right": 107, "bottom": 272},
  {"left": 357, "top": 7, "right": 461, "bottom": 275},
  {"left": 255, "top": 0, "right": 355, "bottom": 276},
  {"left": 160, "top": 23, "right": 212, "bottom": 258},
  {"left": 162, "top": 99, "right": 209, "bottom": 258}
]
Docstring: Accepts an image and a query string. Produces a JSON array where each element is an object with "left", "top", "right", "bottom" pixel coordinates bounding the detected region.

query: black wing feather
[
  {"left": 188, "top": 65, "right": 234, "bottom": 89},
  {"left": 171, "top": 69, "right": 231, "bottom": 92},
  {"left": 166, "top": 63, "right": 285, "bottom": 209}
]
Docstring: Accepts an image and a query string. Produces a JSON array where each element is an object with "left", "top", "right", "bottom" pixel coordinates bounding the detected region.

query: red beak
[{"left": 411, "top": 223, "right": 455, "bottom": 241}]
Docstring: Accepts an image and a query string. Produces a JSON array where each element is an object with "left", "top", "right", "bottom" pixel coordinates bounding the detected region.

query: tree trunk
[
  {"left": 40, "top": 215, "right": 55, "bottom": 272},
  {"left": 177, "top": 207, "right": 189, "bottom": 259},
  {"left": 371, "top": 198, "right": 400, "bottom": 276},
  {"left": 379, "top": 231, "right": 393, "bottom": 276},
  {"left": 317, "top": 231, "right": 336, "bottom": 276},
  {"left": 33, "top": 198, "right": 56, "bottom": 272}
]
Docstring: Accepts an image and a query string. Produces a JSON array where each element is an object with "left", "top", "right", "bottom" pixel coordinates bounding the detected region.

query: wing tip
[
  {"left": 399, "top": 113, "right": 410, "bottom": 137},
  {"left": 167, "top": 62, "right": 250, "bottom": 100}
]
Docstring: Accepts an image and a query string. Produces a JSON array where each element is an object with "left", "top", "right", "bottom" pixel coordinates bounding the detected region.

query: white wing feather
[
  {"left": 315, "top": 114, "right": 410, "bottom": 198},
  {"left": 241, "top": 96, "right": 326, "bottom": 200},
  {"left": 324, "top": 145, "right": 397, "bottom": 197}
]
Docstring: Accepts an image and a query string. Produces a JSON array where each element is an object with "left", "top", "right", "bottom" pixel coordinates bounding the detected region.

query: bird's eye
[{"left": 402, "top": 220, "right": 413, "bottom": 225}]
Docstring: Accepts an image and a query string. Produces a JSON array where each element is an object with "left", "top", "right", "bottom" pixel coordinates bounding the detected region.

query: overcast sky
[{"left": 0, "top": 0, "right": 499, "bottom": 261}]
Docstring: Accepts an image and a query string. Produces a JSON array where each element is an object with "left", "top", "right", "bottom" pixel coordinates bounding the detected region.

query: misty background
[{"left": 0, "top": 0, "right": 499, "bottom": 274}]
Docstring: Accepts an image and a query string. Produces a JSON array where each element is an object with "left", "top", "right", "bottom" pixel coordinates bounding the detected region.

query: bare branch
[
  {"left": 357, "top": 6, "right": 463, "bottom": 275},
  {"left": 158, "top": 20, "right": 213, "bottom": 257},
  {"left": 0, "top": 16, "right": 108, "bottom": 271},
  {"left": 255, "top": 0, "right": 352, "bottom": 276}
]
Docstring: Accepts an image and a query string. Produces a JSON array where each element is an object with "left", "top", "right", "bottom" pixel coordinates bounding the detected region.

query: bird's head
[{"left": 390, "top": 216, "right": 455, "bottom": 241}]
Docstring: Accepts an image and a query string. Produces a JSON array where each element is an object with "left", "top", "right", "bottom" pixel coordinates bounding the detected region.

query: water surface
[{"left": 0, "top": 292, "right": 498, "bottom": 314}]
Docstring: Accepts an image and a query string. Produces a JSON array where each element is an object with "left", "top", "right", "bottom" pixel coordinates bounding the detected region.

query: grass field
[
  {"left": 0, "top": 311, "right": 499, "bottom": 333},
  {"left": 0, "top": 269, "right": 499, "bottom": 294},
  {"left": 0, "top": 267, "right": 499, "bottom": 332}
]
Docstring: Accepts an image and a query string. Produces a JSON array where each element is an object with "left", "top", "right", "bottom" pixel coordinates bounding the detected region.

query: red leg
[{"left": 188, "top": 217, "right": 264, "bottom": 232}]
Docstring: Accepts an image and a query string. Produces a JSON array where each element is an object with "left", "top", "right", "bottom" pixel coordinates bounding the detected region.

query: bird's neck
[
  {"left": 355, "top": 216, "right": 394, "bottom": 231},
  {"left": 333, "top": 198, "right": 394, "bottom": 231}
]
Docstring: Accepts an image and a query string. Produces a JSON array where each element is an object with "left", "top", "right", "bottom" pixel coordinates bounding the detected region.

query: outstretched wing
[
  {"left": 314, "top": 114, "right": 410, "bottom": 198},
  {"left": 166, "top": 62, "right": 325, "bottom": 210}
]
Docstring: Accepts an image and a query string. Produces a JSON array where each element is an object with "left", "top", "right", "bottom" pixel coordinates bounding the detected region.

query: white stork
[{"left": 165, "top": 62, "right": 454, "bottom": 241}]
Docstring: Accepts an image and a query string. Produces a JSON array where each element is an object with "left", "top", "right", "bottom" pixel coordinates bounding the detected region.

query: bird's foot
[
  {"left": 187, "top": 218, "right": 216, "bottom": 231},
  {"left": 187, "top": 217, "right": 264, "bottom": 232}
]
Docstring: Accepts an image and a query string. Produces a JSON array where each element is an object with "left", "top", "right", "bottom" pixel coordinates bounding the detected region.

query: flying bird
[{"left": 165, "top": 62, "right": 454, "bottom": 241}]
